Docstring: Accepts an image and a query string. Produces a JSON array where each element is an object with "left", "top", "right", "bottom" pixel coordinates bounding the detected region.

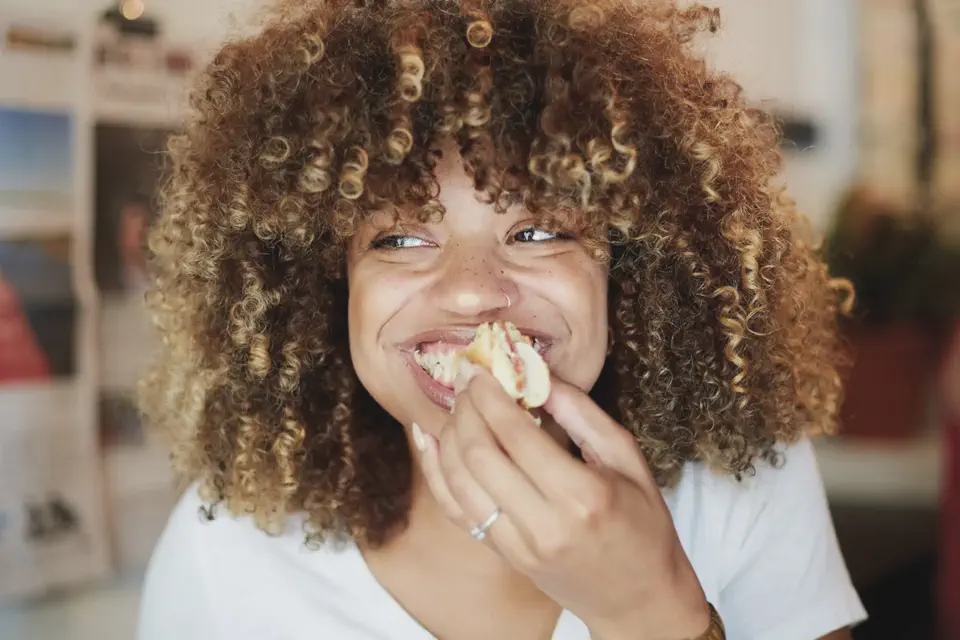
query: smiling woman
[{"left": 137, "top": 1, "right": 865, "bottom": 639}]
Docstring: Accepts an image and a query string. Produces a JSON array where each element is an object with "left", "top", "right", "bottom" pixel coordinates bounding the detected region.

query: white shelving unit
[
  {"left": 0, "top": 14, "right": 182, "bottom": 599},
  {"left": 0, "top": 22, "right": 107, "bottom": 601},
  {"left": 0, "top": 50, "right": 81, "bottom": 113},
  {"left": 815, "top": 432, "right": 944, "bottom": 507}
]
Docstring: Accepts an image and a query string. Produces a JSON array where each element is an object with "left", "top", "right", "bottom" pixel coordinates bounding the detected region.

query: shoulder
[
  {"left": 137, "top": 487, "right": 220, "bottom": 639},
  {"left": 668, "top": 438, "right": 831, "bottom": 590},
  {"left": 671, "top": 437, "right": 823, "bottom": 527},
  {"left": 138, "top": 486, "right": 334, "bottom": 639},
  {"left": 669, "top": 439, "right": 867, "bottom": 639},
  {"left": 724, "top": 436, "right": 824, "bottom": 514},
  {"left": 143, "top": 485, "right": 330, "bottom": 582},
  {"left": 144, "top": 486, "right": 268, "bottom": 567},
  {"left": 140, "top": 487, "right": 408, "bottom": 639}
]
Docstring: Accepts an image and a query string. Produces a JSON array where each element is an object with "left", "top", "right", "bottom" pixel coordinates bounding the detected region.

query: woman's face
[{"left": 346, "top": 143, "right": 609, "bottom": 438}]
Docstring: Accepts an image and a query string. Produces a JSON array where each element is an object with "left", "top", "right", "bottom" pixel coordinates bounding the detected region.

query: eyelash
[{"left": 369, "top": 227, "right": 574, "bottom": 250}]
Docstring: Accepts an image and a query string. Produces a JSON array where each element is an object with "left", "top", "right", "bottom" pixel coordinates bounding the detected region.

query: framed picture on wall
[
  {"left": 0, "top": 236, "right": 76, "bottom": 385},
  {"left": 94, "top": 123, "right": 171, "bottom": 295},
  {"left": 0, "top": 108, "right": 73, "bottom": 219}
]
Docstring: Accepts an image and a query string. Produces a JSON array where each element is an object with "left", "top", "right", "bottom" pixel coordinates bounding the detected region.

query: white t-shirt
[{"left": 137, "top": 438, "right": 866, "bottom": 640}]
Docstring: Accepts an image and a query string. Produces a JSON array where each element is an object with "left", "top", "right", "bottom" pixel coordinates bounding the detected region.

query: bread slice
[{"left": 459, "top": 321, "right": 550, "bottom": 409}]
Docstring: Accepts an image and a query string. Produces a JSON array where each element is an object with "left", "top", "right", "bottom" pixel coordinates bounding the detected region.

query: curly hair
[{"left": 140, "top": 0, "right": 852, "bottom": 547}]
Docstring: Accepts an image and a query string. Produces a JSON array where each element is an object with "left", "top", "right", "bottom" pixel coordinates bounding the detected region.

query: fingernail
[{"left": 412, "top": 422, "right": 427, "bottom": 452}]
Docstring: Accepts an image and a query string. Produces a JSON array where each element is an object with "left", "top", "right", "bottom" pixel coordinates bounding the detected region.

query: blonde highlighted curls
[
  {"left": 466, "top": 18, "right": 493, "bottom": 48},
  {"left": 567, "top": 3, "right": 606, "bottom": 31},
  {"left": 386, "top": 29, "right": 426, "bottom": 164},
  {"left": 396, "top": 44, "right": 425, "bottom": 102},
  {"left": 600, "top": 93, "right": 638, "bottom": 186},
  {"left": 142, "top": 0, "right": 852, "bottom": 546},
  {"left": 338, "top": 146, "right": 369, "bottom": 200},
  {"left": 298, "top": 33, "right": 325, "bottom": 67}
]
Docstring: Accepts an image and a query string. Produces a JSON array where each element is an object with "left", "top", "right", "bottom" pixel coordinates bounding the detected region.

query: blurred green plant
[{"left": 824, "top": 188, "right": 960, "bottom": 329}]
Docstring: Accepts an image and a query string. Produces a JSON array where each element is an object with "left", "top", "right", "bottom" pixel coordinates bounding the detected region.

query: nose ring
[{"left": 502, "top": 291, "right": 512, "bottom": 309}]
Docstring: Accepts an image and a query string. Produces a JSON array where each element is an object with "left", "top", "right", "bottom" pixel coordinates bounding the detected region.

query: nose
[{"left": 432, "top": 245, "right": 520, "bottom": 319}]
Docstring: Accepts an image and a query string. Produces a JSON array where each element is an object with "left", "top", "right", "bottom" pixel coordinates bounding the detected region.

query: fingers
[
  {"left": 461, "top": 368, "right": 597, "bottom": 502},
  {"left": 543, "top": 377, "right": 654, "bottom": 487},
  {"left": 414, "top": 424, "right": 469, "bottom": 525},
  {"left": 413, "top": 421, "right": 535, "bottom": 562},
  {"left": 437, "top": 423, "right": 500, "bottom": 526},
  {"left": 451, "top": 389, "right": 558, "bottom": 539},
  {"left": 437, "top": 425, "right": 536, "bottom": 555}
]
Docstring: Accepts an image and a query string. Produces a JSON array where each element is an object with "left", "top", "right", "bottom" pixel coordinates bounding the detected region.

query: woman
[{"left": 138, "top": 1, "right": 866, "bottom": 638}]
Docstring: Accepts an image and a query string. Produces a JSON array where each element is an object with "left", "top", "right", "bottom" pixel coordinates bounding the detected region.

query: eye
[
  {"left": 369, "top": 234, "right": 434, "bottom": 250},
  {"left": 511, "top": 226, "right": 574, "bottom": 243}
]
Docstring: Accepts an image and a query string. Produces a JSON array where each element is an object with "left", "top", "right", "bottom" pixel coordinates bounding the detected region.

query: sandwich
[{"left": 458, "top": 321, "right": 550, "bottom": 409}]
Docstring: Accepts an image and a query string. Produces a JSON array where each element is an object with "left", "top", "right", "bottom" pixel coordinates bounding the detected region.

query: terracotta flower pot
[{"left": 840, "top": 323, "right": 934, "bottom": 440}]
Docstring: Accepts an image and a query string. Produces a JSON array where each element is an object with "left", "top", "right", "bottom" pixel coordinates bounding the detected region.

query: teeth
[{"left": 414, "top": 348, "right": 462, "bottom": 385}]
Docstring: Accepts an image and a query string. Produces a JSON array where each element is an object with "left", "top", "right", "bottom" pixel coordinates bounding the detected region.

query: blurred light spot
[{"left": 120, "top": 0, "right": 145, "bottom": 20}]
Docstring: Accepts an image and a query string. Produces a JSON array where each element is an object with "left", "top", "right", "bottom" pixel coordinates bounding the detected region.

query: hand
[{"left": 414, "top": 365, "right": 711, "bottom": 640}]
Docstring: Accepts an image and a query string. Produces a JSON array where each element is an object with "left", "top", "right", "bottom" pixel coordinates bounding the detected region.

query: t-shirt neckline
[{"left": 342, "top": 539, "right": 587, "bottom": 639}]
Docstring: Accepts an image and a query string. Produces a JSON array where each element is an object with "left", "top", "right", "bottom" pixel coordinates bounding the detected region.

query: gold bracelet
[{"left": 692, "top": 603, "right": 725, "bottom": 640}]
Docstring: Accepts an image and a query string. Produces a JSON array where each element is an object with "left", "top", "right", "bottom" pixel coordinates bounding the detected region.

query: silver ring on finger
[{"left": 468, "top": 507, "right": 501, "bottom": 541}]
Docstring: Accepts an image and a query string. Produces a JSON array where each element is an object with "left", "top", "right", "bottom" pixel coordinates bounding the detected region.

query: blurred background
[{"left": 0, "top": 0, "right": 957, "bottom": 638}]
